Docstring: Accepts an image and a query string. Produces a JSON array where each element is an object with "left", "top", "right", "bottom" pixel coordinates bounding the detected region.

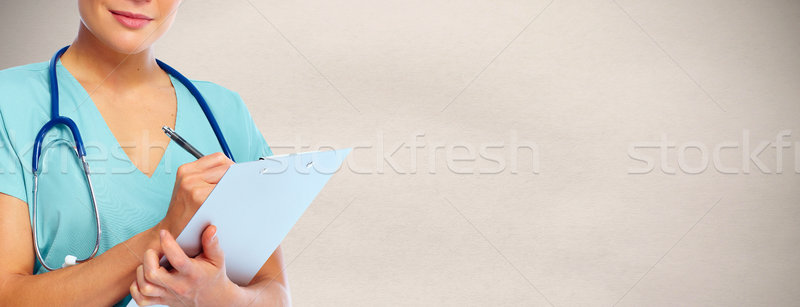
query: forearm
[{"left": 0, "top": 227, "right": 160, "bottom": 306}]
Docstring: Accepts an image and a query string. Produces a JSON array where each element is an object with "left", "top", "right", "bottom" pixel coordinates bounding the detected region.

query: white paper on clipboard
[{"left": 127, "top": 148, "right": 350, "bottom": 307}]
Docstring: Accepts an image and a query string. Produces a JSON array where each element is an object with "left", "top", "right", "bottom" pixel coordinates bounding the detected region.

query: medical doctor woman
[{"left": 0, "top": 0, "right": 290, "bottom": 306}]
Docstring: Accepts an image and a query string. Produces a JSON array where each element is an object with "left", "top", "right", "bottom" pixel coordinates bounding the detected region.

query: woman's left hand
[{"left": 130, "top": 225, "right": 246, "bottom": 306}]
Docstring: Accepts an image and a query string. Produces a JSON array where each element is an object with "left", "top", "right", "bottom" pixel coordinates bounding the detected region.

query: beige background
[{"left": 2, "top": 0, "right": 800, "bottom": 306}]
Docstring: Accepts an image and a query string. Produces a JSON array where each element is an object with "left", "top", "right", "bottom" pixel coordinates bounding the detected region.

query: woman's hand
[
  {"left": 157, "top": 152, "right": 234, "bottom": 236},
  {"left": 130, "top": 225, "right": 247, "bottom": 306}
]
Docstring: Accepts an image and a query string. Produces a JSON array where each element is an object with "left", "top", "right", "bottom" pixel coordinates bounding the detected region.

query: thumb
[{"left": 201, "top": 225, "right": 225, "bottom": 266}]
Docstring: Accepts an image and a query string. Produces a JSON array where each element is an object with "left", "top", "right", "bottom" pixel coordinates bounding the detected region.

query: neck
[{"left": 60, "top": 23, "right": 163, "bottom": 88}]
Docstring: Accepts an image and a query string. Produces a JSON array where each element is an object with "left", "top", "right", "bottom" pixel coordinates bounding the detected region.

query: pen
[{"left": 161, "top": 125, "right": 204, "bottom": 159}]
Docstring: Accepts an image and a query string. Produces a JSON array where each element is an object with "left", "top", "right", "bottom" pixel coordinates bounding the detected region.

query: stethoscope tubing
[{"left": 31, "top": 46, "right": 234, "bottom": 271}]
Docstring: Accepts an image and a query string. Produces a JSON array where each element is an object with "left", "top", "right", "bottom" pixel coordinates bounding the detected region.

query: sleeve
[
  {"left": 234, "top": 92, "right": 273, "bottom": 162},
  {"left": 0, "top": 109, "right": 28, "bottom": 204}
]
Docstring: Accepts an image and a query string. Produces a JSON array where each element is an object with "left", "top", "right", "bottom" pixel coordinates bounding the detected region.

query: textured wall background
[{"left": 2, "top": 0, "right": 799, "bottom": 305}]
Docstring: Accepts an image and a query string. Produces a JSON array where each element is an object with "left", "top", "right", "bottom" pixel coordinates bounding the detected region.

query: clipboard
[{"left": 127, "top": 148, "right": 351, "bottom": 307}]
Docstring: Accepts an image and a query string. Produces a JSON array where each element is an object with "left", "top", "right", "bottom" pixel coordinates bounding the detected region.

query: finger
[
  {"left": 136, "top": 264, "right": 167, "bottom": 297},
  {"left": 130, "top": 281, "right": 165, "bottom": 306},
  {"left": 201, "top": 225, "right": 225, "bottom": 266},
  {"left": 142, "top": 249, "right": 173, "bottom": 289},
  {"left": 201, "top": 162, "right": 233, "bottom": 183},
  {"left": 175, "top": 153, "right": 227, "bottom": 177},
  {"left": 160, "top": 229, "right": 193, "bottom": 274},
  {"left": 195, "top": 152, "right": 232, "bottom": 170},
  {"left": 143, "top": 249, "right": 160, "bottom": 276}
]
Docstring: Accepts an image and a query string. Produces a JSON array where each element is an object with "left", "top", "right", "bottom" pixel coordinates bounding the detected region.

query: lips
[{"left": 109, "top": 10, "right": 153, "bottom": 29}]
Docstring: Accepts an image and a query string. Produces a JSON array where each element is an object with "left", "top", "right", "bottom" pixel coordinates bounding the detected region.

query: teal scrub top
[{"left": 0, "top": 60, "right": 272, "bottom": 306}]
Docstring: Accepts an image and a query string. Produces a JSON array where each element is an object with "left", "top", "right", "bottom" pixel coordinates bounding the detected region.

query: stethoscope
[{"left": 32, "top": 46, "right": 235, "bottom": 271}]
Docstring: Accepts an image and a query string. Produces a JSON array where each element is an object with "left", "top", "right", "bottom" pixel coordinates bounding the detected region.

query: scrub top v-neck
[
  {"left": 61, "top": 58, "right": 184, "bottom": 181},
  {"left": 0, "top": 60, "right": 273, "bottom": 306}
]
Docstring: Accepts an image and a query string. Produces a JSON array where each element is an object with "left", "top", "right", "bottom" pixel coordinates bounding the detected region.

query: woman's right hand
[{"left": 156, "top": 152, "right": 234, "bottom": 237}]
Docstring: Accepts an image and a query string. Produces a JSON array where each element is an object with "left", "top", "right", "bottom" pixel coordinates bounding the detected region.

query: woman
[{"left": 0, "top": 0, "right": 290, "bottom": 306}]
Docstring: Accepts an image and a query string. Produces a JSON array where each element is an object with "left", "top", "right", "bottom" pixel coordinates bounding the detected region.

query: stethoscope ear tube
[{"left": 32, "top": 153, "right": 101, "bottom": 271}]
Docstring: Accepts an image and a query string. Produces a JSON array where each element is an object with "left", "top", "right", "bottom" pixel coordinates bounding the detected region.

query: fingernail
[{"left": 160, "top": 229, "right": 166, "bottom": 238}]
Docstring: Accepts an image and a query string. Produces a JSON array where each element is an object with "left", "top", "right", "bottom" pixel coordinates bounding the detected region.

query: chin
[{"left": 102, "top": 34, "right": 154, "bottom": 55}]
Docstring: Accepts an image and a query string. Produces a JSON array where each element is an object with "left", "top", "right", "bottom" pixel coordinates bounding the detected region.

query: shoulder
[
  {"left": 0, "top": 61, "right": 49, "bottom": 79},
  {"left": 0, "top": 62, "right": 49, "bottom": 97},
  {"left": 189, "top": 80, "right": 246, "bottom": 110},
  {"left": 0, "top": 62, "right": 49, "bottom": 117},
  {"left": 186, "top": 79, "right": 253, "bottom": 125},
  {"left": 184, "top": 79, "right": 270, "bottom": 160}
]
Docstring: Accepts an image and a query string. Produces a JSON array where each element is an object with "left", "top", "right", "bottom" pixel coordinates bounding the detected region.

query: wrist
[
  {"left": 225, "top": 281, "right": 252, "bottom": 306},
  {"left": 154, "top": 219, "right": 173, "bottom": 236},
  {"left": 233, "top": 281, "right": 291, "bottom": 306},
  {"left": 144, "top": 224, "right": 164, "bottom": 253}
]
